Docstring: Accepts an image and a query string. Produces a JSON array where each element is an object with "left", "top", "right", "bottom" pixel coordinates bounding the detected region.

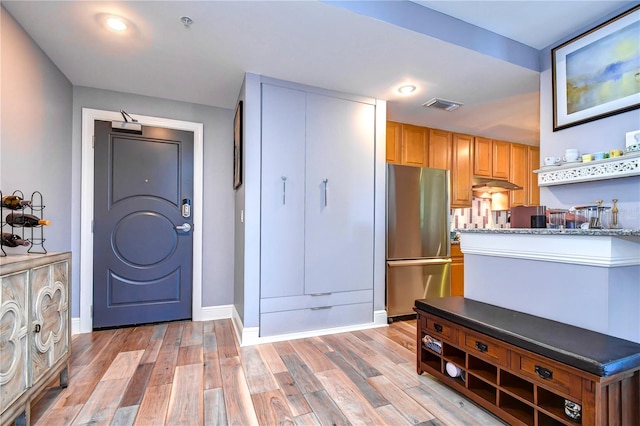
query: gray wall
[
  {"left": 2, "top": 6, "right": 236, "bottom": 318},
  {"left": 538, "top": 4, "right": 640, "bottom": 228},
  {"left": 1, "top": 6, "right": 73, "bottom": 253},
  {"left": 72, "top": 87, "right": 236, "bottom": 315}
]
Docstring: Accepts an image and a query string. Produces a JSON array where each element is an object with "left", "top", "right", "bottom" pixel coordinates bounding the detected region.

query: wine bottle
[
  {"left": 1, "top": 232, "right": 30, "bottom": 247},
  {"left": 5, "top": 213, "right": 51, "bottom": 227},
  {"left": 1, "top": 195, "right": 32, "bottom": 210}
]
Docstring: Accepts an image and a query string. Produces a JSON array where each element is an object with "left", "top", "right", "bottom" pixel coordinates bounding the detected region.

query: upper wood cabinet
[
  {"left": 527, "top": 146, "right": 540, "bottom": 205},
  {"left": 493, "top": 141, "right": 511, "bottom": 179},
  {"left": 385, "top": 121, "right": 428, "bottom": 167},
  {"left": 474, "top": 137, "right": 510, "bottom": 179},
  {"left": 509, "top": 143, "right": 528, "bottom": 207},
  {"left": 385, "top": 121, "right": 540, "bottom": 210},
  {"left": 386, "top": 121, "right": 402, "bottom": 164},
  {"left": 428, "top": 129, "right": 452, "bottom": 171},
  {"left": 474, "top": 137, "right": 492, "bottom": 176},
  {"left": 452, "top": 133, "right": 474, "bottom": 208},
  {"left": 401, "top": 124, "right": 428, "bottom": 167}
]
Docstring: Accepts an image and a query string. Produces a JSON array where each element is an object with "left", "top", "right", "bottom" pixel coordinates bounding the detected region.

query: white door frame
[{"left": 80, "top": 108, "right": 204, "bottom": 333}]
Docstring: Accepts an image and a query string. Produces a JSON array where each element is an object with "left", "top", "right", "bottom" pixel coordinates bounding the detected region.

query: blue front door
[{"left": 92, "top": 120, "right": 194, "bottom": 328}]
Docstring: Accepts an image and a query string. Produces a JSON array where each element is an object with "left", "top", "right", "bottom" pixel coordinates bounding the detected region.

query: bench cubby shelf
[{"left": 415, "top": 297, "right": 640, "bottom": 426}]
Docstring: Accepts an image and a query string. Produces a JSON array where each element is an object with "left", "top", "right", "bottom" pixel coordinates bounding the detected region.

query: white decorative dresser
[{"left": 1, "top": 252, "right": 71, "bottom": 425}]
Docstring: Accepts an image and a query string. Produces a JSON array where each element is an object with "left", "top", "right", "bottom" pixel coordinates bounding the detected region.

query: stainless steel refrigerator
[{"left": 386, "top": 164, "right": 451, "bottom": 319}]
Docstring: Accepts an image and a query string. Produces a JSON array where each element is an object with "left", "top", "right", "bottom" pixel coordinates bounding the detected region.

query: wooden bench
[{"left": 415, "top": 297, "right": 640, "bottom": 426}]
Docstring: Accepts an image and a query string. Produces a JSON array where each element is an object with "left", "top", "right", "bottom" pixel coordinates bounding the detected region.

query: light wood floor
[{"left": 31, "top": 319, "right": 505, "bottom": 425}]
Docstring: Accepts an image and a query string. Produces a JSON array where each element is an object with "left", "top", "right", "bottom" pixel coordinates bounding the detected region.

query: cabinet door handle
[
  {"left": 535, "top": 365, "right": 553, "bottom": 380},
  {"left": 311, "top": 306, "right": 332, "bottom": 310},
  {"left": 475, "top": 341, "right": 488, "bottom": 352},
  {"left": 310, "top": 292, "right": 332, "bottom": 296},
  {"left": 433, "top": 324, "right": 443, "bottom": 333},
  {"left": 281, "top": 176, "right": 287, "bottom": 205},
  {"left": 322, "top": 179, "right": 328, "bottom": 207}
]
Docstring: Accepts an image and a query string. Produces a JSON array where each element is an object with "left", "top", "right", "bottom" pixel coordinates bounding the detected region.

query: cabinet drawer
[
  {"left": 463, "top": 331, "right": 508, "bottom": 367},
  {"left": 260, "top": 302, "right": 372, "bottom": 337},
  {"left": 425, "top": 315, "right": 459, "bottom": 345},
  {"left": 512, "top": 352, "right": 582, "bottom": 398},
  {"left": 260, "top": 290, "right": 372, "bottom": 313}
]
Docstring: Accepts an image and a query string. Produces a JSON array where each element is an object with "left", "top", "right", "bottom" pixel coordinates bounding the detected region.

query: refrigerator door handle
[{"left": 387, "top": 258, "right": 452, "bottom": 267}]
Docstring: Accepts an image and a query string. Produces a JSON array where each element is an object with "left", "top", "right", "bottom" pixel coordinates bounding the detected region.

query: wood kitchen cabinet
[
  {"left": 527, "top": 146, "right": 540, "bottom": 205},
  {"left": 386, "top": 121, "right": 428, "bottom": 167},
  {"left": 474, "top": 137, "right": 510, "bottom": 179},
  {"left": 509, "top": 143, "right": 541, "bottom": 208},
  {"left": 450, "top": 244, "right": 464, "bottom": 296},
  {"left": 428, "top": 128, "right": 452, "bottom": 171},
  {"left": 401, "top": 124, "right": 428, "bottom": 167},
  {"left": 1, "top": 252, "right": 71, "bottom": 425},
  {"left": 386, "top": 121, "right": 402, "bottom": 164},
  {"left": 386, "top": 121, "right": 539, "bottom": 210},
  {"left": 451, "top": 133, "right": 474, "bottom": 208},
  {"left": 260, "top": 83, "right": 375, "bottom": 337},
  {"left": 509, "top": 143, "right": 528, "bottom": 207}
]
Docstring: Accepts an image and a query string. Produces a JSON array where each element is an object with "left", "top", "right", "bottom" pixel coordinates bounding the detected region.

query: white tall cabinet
[{"left": 260, "top": 83, "right": 376, "bottom": 337}]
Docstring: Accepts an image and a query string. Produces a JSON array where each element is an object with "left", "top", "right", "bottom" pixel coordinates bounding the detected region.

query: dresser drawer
[
  {"left": 511, "top": 352, "right": 582, "bottom": 398},
  {"left": 463, "top": 331, "right": 508, "bottom": 367},
  {"left": 424, "top": 314, "right": 459, "bottom": 345}
]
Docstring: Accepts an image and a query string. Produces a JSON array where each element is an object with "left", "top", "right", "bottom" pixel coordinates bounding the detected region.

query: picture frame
[
  {"left": 552, "top": 5, "right": 639, "bottom": 131},
  {"left": 233, "top": 101, "right": 243, "bottom": 189}
]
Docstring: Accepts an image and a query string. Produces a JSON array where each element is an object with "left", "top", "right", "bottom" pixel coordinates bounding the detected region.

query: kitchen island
[{"left": 458, "top": 228, "right": 640, "bottom": 343}]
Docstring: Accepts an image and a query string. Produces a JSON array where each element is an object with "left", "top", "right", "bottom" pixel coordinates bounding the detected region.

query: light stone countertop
[{"left": 456, "top": 228, "right": 640, "bottom": 236}]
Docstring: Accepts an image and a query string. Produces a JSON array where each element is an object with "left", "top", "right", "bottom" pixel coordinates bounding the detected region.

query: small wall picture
[
  {"left": 233, "top": 101, "right": 243, "bottom": 189},
  {"left": 552, "top": 6, "right": 640, "bottom": 131}
]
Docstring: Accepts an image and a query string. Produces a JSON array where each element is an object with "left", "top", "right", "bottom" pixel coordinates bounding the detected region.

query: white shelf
[{"left": 534, "top": 152, "right": 640, "bottom": 186}]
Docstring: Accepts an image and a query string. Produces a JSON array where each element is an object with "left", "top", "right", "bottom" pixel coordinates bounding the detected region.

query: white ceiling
[
  {"left": 2, "top": 1, "right": 633, "bottom": 145},
  {"left": 413, "top": 1, "right": 632, "bottom": 50}
]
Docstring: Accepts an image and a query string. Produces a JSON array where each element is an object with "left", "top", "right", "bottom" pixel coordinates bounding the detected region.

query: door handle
[
  {"left": 174, "top": 223, "right": 192, "bottom": 232},
  {"left": 322, "top": 179, "right": 328, "bottom": 207},
  {"left": 281, "top": 176, "right": 287, "bottom": 205}
]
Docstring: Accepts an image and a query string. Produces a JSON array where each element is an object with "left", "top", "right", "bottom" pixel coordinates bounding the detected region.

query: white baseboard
[
  {"left": 238, "top": 309, "right": 389, "bottom": 346},
  {"left": 200, "top": 304, "right": 234, "bottom": 321},
  {"left": 71, "top": 305, "right": 234, "bottom": 336},
  {"left": 72, "top": 308, "right": 388, "bottom": 345},
  {"left": 71, "top": 317, "right": 81, "bottom": 335}
]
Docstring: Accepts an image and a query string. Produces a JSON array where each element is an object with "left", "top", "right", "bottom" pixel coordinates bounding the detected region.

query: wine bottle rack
[{"left": 0, "top": 190, "right": 47, "bottom": 256}]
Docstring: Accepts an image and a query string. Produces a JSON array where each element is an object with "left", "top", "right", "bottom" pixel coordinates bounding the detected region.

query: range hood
[{"left": 472, "top": 177, "right": 522, "bottom": 193}]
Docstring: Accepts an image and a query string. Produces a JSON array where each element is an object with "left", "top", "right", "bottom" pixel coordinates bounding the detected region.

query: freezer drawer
[{"left": 386, "top": 259, "right": 451, "bottom": 318}]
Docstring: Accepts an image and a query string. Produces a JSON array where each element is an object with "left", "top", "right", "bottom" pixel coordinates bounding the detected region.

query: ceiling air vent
[{"left": 423, "top": 98, "right": 463, "bottom": 111}]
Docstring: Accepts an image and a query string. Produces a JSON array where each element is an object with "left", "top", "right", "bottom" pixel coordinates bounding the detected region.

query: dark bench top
[{"left": 415, "top": 297, "right": 640, "bottom": 377}]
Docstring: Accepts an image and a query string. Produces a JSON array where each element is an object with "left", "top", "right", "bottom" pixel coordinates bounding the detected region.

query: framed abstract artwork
[
  {"left": 233, "top": 101, "right": 243, "bottom": 189},
  {"left": 552, "top": 5, "right": 639, "bottom": 131}
]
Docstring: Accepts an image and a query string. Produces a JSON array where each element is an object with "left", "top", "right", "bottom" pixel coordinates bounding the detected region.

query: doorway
[{"left": 80, "top": 109, "right": 203, "bottom": 333}]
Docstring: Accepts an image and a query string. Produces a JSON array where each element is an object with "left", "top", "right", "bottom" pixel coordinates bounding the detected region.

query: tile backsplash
[{"left": 452, "top": 197, "right": 509, "bottom": 229}]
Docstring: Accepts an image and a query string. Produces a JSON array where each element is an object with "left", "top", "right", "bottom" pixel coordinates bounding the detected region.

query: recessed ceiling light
[
  {"left": 398, "top": 85, "right": 417, "bottom": 95},
  {"left": 106, "top": 17, "right": 127, "bottom": 32}
]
